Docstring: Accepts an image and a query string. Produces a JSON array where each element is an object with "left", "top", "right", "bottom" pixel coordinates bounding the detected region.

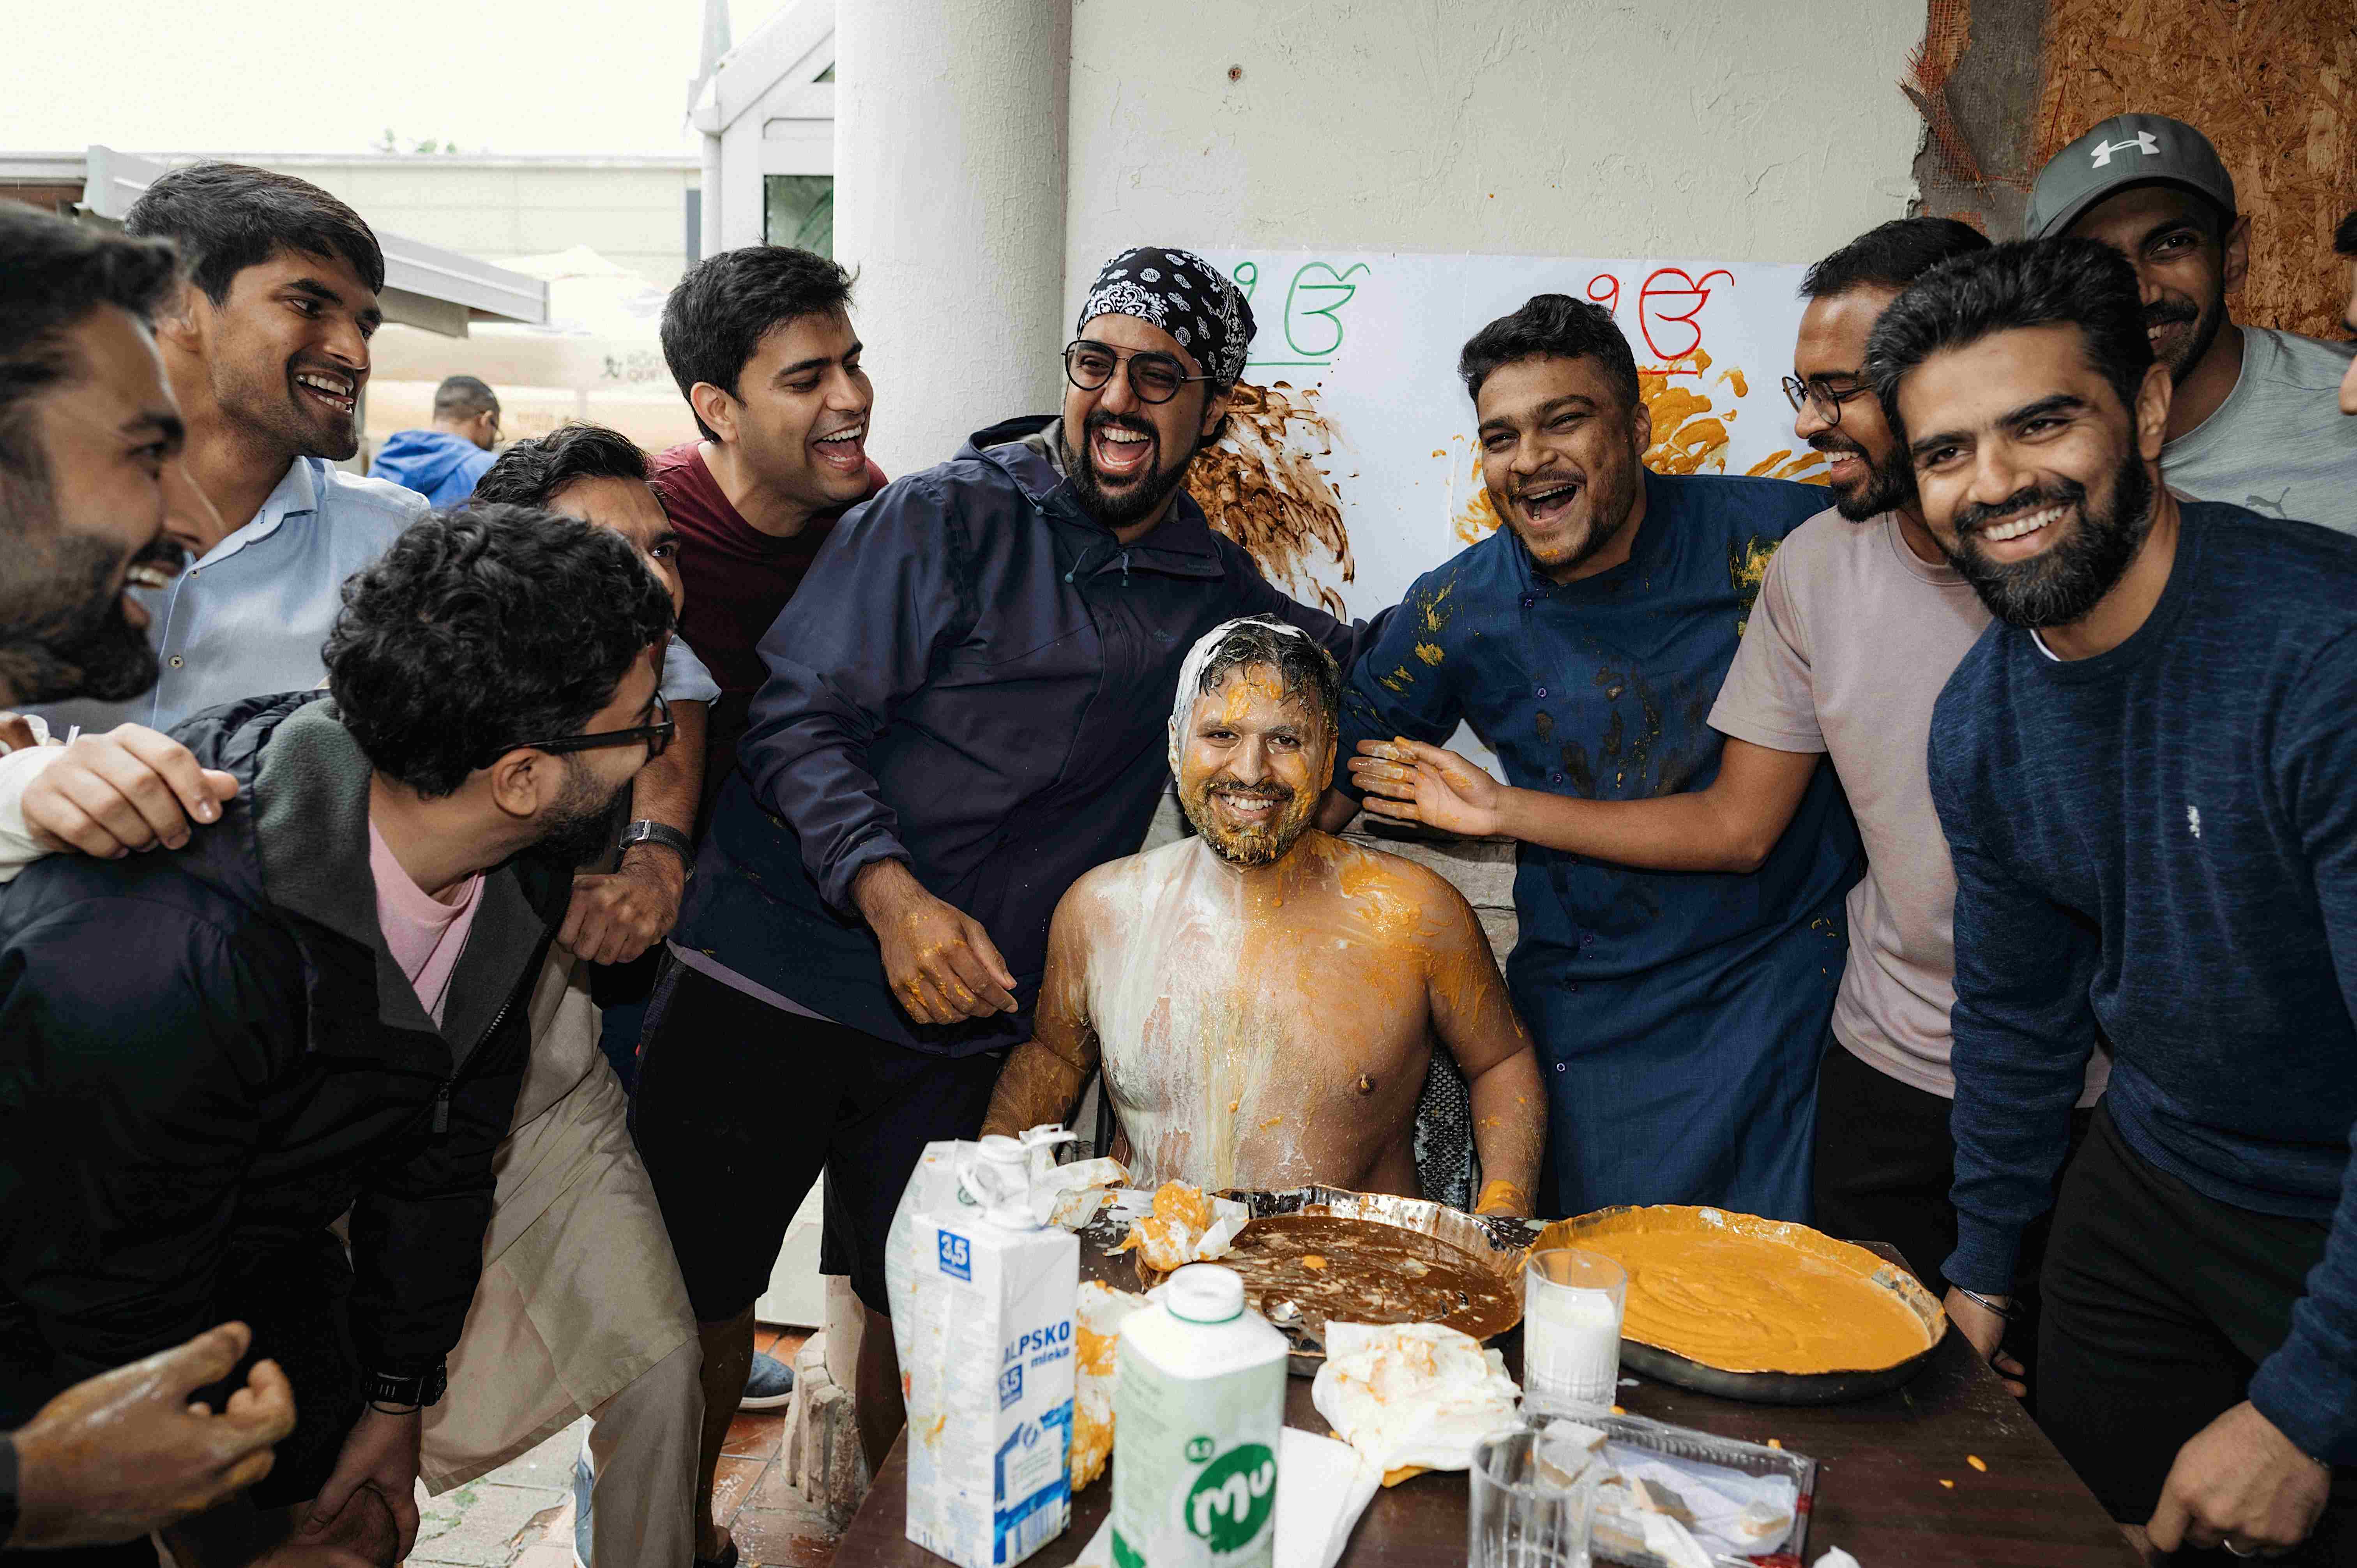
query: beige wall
[
  {"left": 196, "top": 154, "right": 701, "bottom": 289},
  {"left": 1062, "top": 0, "right": 1927, "bottom": 318}
]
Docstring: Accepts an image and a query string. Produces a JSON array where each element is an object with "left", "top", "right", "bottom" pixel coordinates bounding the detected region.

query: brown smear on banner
[
  {"left": 1452, "top": 355, "right": 1825, "bottom": 543},
  {"left": 1187, "top": 381, "right": 1355, "bottom": 616}
]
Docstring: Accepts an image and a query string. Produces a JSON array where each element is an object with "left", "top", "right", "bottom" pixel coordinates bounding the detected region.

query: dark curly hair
[
  {"left": 1189, "top": 616, "right": 1341, "bottom": 732},
  {"left": 325, "top": 505, "right": 674, "bottom": 797},
  {"left": 1864, "top": 237, "right": 2153, "bottom": 446},
  {"left": 661, "top": 245, "right": 855, "bottom": 442},
  {"left": 473, "top": 422, "right": 648, "bottom": 510},
  {"left": 1457, "top": 294, "right": 1641, "bottom": 409}
]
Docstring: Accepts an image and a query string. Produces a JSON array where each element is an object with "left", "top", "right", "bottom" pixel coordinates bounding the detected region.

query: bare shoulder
[
  {"left": 1316, "top": 835, "right": 1481, "bottom": 930},
  {"left": 1056, "top": 841, "right": 1179, "bottom": 929}
]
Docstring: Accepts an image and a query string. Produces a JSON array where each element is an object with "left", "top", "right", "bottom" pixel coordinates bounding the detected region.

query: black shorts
[{"left": 629, "top": 961, "right": 1006, "bottom": 1319}]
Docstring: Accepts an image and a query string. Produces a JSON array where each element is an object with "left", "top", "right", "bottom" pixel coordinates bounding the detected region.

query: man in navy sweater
[{"left": 1868, "top": 237, "right": 2357, "bottom": 1559}]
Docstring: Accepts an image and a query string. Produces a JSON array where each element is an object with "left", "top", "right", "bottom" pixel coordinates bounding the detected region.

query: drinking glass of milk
[{"left": 1523, "top": 1248, "right": 1626, "bottom": 1407}]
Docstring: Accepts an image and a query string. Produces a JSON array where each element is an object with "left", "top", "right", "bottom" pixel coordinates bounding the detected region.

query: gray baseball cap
[{"left": 2026, "top": 113, "right": 2237, "bottom": 239}]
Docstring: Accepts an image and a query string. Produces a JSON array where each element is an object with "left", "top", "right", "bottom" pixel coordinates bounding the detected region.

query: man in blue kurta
[{"left": 1326, "top": 294, "right": 1861, "bottom": 1219}]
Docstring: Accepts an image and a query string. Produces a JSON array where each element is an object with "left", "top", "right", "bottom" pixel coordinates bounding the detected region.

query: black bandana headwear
[{"left": 1075, "top": 247, "right": 1256, "bottom": 387}]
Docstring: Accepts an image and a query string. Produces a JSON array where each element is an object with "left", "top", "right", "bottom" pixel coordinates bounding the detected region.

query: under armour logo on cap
[{"left": 2089, "top": 131, "right": 2161, "bottom": 168}]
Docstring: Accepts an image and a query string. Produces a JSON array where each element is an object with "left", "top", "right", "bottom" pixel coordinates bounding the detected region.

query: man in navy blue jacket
[
  {"left": 632, "top": 246, "right": 1363, "bottom": 1560},
  {"left": 1871, "top": 237, "right": 2357, "bottom": 1559}
]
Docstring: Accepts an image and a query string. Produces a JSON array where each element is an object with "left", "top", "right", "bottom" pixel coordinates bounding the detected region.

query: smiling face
[
  {"left": 1792, "top": 286, "right": 1914, "bottom": 521},
  {"left": 1175, "top": 663, "right": 1334, "bottom": 868},
  {"left": 1898, "top": 322, "right": 2168, "bottom": 629},
  {"left": 0, "top": 304, "right": 215, "bottom": 705},
  {"left": 1060, "top": 313, "right": 1230, "bottom": 536},
  {"left": 2065, "top": 184, "right": 2243, "bottom": 385},
  {"left": 1474, "top": 354, "right": 1650, "bottom": 583},
  {"left": 191, "top": 247, "right": 380, "bottom": 463},
  {"left": 700, "top": 309, "right": 872, "bottom": 508}
]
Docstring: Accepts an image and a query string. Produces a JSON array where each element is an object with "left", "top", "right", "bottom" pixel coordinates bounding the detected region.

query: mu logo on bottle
[{"left": 1184, "top": 1442, "right": 1277, "bottom": 1553}]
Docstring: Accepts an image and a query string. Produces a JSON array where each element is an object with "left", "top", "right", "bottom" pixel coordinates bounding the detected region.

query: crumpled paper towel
[
  {"left": 1069, "top": 1281, "right": 1144, "bottom": 1489},
  {"left": 1045, "top": 1156, "right": 1131, "bottom": 1230},
  {"left": 1310, "top": 1322, "right": 1521, "bottom": 1476},
  {"left": 1069, "top": 1428, "right": 1380, "bottom": 1568},
  {"left": 1108, "top": 1183, "right": 1249, "bottom": 1271}
]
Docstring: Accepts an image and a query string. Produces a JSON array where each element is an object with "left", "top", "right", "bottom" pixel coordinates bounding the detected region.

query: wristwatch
[
  {"left": 618, "top": 819, "right": 694, "bottom": 873},
  {"left": 364, "top": 1363, "right": 448, "bottom": 1410},
  {"left": 1, "top": 1431, "right": 19, "bottom": 1547}
]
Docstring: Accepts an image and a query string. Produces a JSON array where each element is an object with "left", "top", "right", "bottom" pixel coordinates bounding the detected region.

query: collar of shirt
[{"left": 196, "top": 456, "right": 318, "bottom": 572}]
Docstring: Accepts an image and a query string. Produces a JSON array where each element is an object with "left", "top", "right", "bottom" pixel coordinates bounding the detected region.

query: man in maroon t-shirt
[
  {"left": 653, "top": 246, "right": 885, "bottom": 829},
  {"left": 650, "top": 245, "right": 882, "bottom": 1564}
]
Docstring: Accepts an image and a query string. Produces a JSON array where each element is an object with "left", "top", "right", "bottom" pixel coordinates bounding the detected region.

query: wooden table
[{"left": 836, "top": 1244, "right": 2141, "bottom": 1568}]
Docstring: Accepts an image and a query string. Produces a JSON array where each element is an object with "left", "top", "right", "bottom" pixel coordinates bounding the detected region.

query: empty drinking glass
[
  {"left": 1468, "top": 1419, "right": 1600, "bottom": 1568},
  {"left": 1523, "top": 1248, "right": 1626, "bottom": 1408}
]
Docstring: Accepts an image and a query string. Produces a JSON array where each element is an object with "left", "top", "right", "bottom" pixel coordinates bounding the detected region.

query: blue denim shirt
[
  {"left": 33, "top": 458, "right": 427, "bottom": 735},
  {"left": 1334, "top": 470, "right": 1863, "bottom": 1218}
]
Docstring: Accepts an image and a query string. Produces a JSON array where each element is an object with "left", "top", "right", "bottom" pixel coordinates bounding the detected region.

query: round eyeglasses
[
  {"left": 1781, "top": 374, "right": 1876, "bottom": 427},
  {"left": 1063, "top": 340, "right": 1216, "bottom": 405}
]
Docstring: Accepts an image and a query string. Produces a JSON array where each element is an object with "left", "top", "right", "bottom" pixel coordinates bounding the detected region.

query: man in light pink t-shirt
[
  {"left": 369, "top": 818, "right": 482, "bottom": 1026},
  {"left": 1348, "top": 220, "right": 2105, "bottom": 1365}
]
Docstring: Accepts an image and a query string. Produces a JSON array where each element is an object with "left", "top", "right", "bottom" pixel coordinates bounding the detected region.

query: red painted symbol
[
  {"left": 1586, "top": 272, "right": 1622, "bottom": 317},
  {"left": 1638, "top": 267, "right": 1734, "bottom": 363}
]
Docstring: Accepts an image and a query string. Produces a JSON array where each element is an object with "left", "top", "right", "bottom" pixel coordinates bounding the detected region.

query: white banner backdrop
[{"left": 1183, "top": 250, "right": 1832, "bottom": 623}]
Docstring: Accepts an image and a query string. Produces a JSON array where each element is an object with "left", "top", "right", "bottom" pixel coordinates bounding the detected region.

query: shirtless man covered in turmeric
[{"left": 981, "top": 616, "right": 1545, "bottom": 1216}]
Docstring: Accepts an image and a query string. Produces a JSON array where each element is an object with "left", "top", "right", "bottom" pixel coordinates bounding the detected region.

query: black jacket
[
  {"left": 674, "top": 415, "right": 1368, "bottom": 1055},
  {"left": 0, "top": 693, "right": 567, "bottom": 1420}
]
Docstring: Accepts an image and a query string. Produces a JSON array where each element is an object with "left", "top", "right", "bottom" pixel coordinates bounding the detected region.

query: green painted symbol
[
  {"left": 1283, "top": 262, "right": 1368, "bottom": 357},
  {"left": 1185, "top": 1443, "right": 1277, "bottom": 1553},
  {"left": 1185, "top": 1435, "right": 1215, "bottom": 1462}
]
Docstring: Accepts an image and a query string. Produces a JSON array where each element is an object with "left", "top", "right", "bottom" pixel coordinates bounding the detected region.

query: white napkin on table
[{"left": 1310, "top": 1322, "right": 1521, "bottom": 1474}]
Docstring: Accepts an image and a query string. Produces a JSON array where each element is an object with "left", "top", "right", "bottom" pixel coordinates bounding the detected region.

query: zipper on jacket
[{"left": 430, "top": 981, "right": 521, "bottom": 1135}]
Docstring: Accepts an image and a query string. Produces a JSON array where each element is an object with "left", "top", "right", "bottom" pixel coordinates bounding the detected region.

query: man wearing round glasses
[
  {"left": 0, "top": 506, "right": 674, "bottom": 1565},
  {"left": 634, "top": 246, "right": 1368, "bottom": 1502}
]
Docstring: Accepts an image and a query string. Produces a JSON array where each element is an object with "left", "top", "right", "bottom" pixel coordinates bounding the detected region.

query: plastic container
[
  {"left": 901, "top": 1134, "right": 1081, "bottom": 1568},
  {"left": 1111, "top": 1264, "right": 1289, "bottom": 1568}
]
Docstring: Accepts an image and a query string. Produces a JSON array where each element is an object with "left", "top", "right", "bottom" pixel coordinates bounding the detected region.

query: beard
[
  {"left": 0, "top": 485, "right": 170, "bottom": 705},
  {"left": 221, "top": 353, "right": 360, "bottom": 463},
  {"left": 533, "top": 755, "right": 634, "bottom": 869},
  {"left": 1808, "top": 431, "right": 1914, "bottom": 521},
  {"left": 1508, "top": 453, "right": 1642, "bottom": 579},
  {"left": 2145, "top": 288, "right": 2224, "bottom": 386},
  {"left": 1943, "top": 447, "right": 2156, "bottom": 630},
  {"left": 1180, "top": 778, "right": 1315, "bottom": 868},
  {"left": 1061, "top": 410, "right": 1203, "bottom": 532}
]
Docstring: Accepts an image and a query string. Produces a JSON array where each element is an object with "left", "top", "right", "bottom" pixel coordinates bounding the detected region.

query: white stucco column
[{"left": 834, "top": 0, "right": 1072, "bottom": 475}]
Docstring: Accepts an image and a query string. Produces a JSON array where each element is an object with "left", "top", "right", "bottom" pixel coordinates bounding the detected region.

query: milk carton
[
  {"left": 1111, "top": 1264, "right": 1289, "bottom": 1568},
  {"left": 900, "top": 1135, "right": 1081, "bottom": 1568}
]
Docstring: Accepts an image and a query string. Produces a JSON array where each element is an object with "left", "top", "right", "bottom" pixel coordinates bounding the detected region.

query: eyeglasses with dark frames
[
  {"left": 1780, "top": 373, "right": 1876, "bottom": 427},
  {"left": 507, "top": 689, "right": 673, "bottom": 762},
  {"left": 1063, "top": 340, "right": 1216, "bottom": 406}
]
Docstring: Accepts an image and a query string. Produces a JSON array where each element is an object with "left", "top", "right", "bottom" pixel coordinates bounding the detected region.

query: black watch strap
[
  {"left": 363, "top": 1363, "right": 447, "bottom": 1410},
  {"left": 618, "top": 819, "right": 694, "bottom": 871},
  {"left": 0, "top": 1431, "right": 19, "bottom": 1548}
]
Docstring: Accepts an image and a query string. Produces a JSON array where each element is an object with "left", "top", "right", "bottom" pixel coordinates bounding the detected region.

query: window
[{"left": 764, "top": 175, "right": 832, "bottom": 256}]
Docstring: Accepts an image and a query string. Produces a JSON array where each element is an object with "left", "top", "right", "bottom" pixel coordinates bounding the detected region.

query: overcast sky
[{"left": 2, "top": 0, "right": 800, "bottom": 157}]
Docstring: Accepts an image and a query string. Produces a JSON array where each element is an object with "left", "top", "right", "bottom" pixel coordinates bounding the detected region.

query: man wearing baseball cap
[{"left": 2030, "top": 113, "right": 2357, "bottom": 535}]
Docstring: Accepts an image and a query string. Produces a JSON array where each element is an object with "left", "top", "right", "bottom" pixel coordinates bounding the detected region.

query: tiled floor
[{"left": 415, "top": 1326, "right": 846, "bottom": 1568}]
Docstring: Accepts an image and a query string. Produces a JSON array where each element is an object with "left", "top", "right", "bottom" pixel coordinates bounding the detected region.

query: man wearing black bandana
[{"left": 633, "top": 245, "right": 1370, "bottom": 1555}]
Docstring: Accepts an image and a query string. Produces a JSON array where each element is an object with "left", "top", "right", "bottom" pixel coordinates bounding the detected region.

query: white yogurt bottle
[{"left": 1111, "top": 1264, "right": 1288, "bottom": 1568}]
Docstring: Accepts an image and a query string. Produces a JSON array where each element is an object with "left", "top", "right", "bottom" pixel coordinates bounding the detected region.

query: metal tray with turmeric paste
[{"left": 1536, "top": 1206, "right": 1949, "bottom": 1406}]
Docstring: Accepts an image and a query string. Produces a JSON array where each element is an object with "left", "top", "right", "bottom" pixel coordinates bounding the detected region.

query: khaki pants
[{"left": 421, "top": 954, "right": 700, "bottom": 1568}]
